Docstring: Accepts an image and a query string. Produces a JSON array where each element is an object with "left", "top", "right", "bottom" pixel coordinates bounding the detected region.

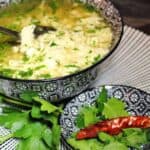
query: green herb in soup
[{"left": 0, "top": 0, "right": 113, "bottom": 79}]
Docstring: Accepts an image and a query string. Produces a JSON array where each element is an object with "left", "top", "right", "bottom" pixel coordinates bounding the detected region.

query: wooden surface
[{"left": 111, "top": 0, "right": 150, "bottom": 34}]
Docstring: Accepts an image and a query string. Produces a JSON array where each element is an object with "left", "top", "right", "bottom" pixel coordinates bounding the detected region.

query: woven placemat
[{"left": 93, "top": 26, "right": 150, "bottom": 93}]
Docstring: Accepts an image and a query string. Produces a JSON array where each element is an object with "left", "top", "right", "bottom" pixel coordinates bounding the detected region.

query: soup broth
[{"left": 0, "top": 0, "right": 113, "bottom": 79}]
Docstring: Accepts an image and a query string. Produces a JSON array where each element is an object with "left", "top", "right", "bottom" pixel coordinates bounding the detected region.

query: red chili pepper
[{"left": 76, "top": 116, "right": 150, "bottom": 140}]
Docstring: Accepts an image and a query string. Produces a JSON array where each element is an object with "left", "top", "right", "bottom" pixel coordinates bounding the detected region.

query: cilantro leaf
[
  {"left": 15, "top": 122, "right": 48, "bottom": 150},
  {"left": 123, "top": 128, "right": 142, "bottom": 135},
  {"left": 51, "top": 122, "right": 61, "bottom": 149},
  {"left": 14, "top": 122, "right": 46, "bottom": 139},
  {"left": 97, "top": 87, "right": 108, "bottom": 103},
  {"left": 20, "top": 91, "right": 38, "bottom": 103},
  {"left": 76, "top": 106, "right": 98, "bottom": 128},
  {"left": 33, "top": 96, "right": 61, "bottom": 114},
  {"left": 14, "top": 124, "right": 33, "bottom": 139},
  {"left": 96, "top": 86, "right": 108, "bottom": 114},
  {"left": 103, "top": 142, "right": 128, "bottom": 150},
  {"left": 121, "top": 128, "right": 148, "bottom": 149},
  {"left": 98, "top": 132, "right": 115, "bottom": 143},
  {"left": 42, "top": 128, "right": 53, "bottom": 148},
  {"left": 48, "top": 116, "right": 60, "bottom": 145},
  {"left": 16, "top": 137, "right": 48, "bottom": 150},
  {"left": 11, "top": 121, "right": 25, "bottom": 132},
  {"left": 0, "top": 94, "right": 61, "bottom": 150},
  {"left": 102, "top": 98, "right": 129, "bottom": 119},
  {"left": 76, "top": 113, "right": 85, "bottom": 128},
  {"left": 68, "top": 138, "right": 104, "bottom": 150},
  {"left": 146, "top": 129, "right": 150, "bottom": 141},
  {"left": 31, "top": 105, "right": 42, "bottom": 119},
  {"left": 0, "top": 112, "right": 29, "bottom": 129}
]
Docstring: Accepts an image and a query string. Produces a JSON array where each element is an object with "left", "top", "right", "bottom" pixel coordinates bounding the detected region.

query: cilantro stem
[
  {"left": 3, "top": 97, "right": 32, "bottom": 108},
  {"left": 0, "top": 133, "right": 13, "bottom": 144},
  {"left": 0, "top": 105, "right": 23, "bottom": 113}
]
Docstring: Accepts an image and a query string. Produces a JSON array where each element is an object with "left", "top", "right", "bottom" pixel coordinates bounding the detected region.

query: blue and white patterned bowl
[
  {"left": 0, "top": 0, "right": 123, "bottom": 102},
  {"left": 60, "top": 85, "right": 150, "bottom": 150}
]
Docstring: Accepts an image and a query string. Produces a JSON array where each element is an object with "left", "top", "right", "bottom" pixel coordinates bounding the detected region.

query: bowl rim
[
  {"left": 0, "top": 0, "right": 124, "bottom": 82},
  {"left": 60, "top": 84, "right": 150, "bottom": 149}
]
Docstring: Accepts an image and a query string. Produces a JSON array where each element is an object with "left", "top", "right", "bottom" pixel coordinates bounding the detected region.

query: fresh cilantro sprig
[
  {"left": 0, "top": 91, "right": 62, "bottom": 150},
  {"left": 96, "top": 86, "right": 108, "bottom": 115},
  {"left": 76, "top": 86, "right": 129, "bottom": 128}
]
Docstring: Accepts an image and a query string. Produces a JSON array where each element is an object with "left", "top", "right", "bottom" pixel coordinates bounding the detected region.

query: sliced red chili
[{"left": 76, "top": 116, "right": 150, "bottom": 140}]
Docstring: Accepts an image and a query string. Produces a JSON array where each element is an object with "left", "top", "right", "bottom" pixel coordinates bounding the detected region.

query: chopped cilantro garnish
[
  {"left": 19, "top": 69, "right": 33, "bottom": 78},
  {"left": 74, "top": 29, "right": 81, "bottom": 32},
  {"left": 57, "top": 31, "right": 65, "bottom": 37},
  {"left": 49, "top": 0, "right": 59, "bottom": 13},
  {"left": 36, "top": 55, "right": 44, "bottom": 62},
  {"left": 23, "top": 55, "right": 29, "bottom": 62},
  {"left": 86, "top": 29, "right": 96, "bottom": 33},
  {"left": 34, "top": 65, "right": 45, "bottom": 70},
  {"left": 50, "top": 41, "right": 57, "bottom": 47},
  {"left": 0, "top": 43, "right": 11, "bottom": 51},
  {"left": 0, "top": 68, "right": 15, "bottom": 77},
  {"left": 73, "top": 48, "right": 79, "bottom": 51},
  {"left": 85, "top": 4, "right": 95, "bottom": 12},
  {"left": 95, "top": 25, "right": 107, "bottom": 30},
  {"left": 40, "top": 74, "right": 51, "bottom": 79},
  {"left": 6, "top": 24, "right": 19, "bottom": 30},
  {"left": 92, "top": 54, "right": 101, "bottom": 64},
  {"left": 88, "top": 50, "right": 92, "bottom": 53},
  {"left": 30, "top": 18, "right": 40, "bottom": 25},
  {"left": 65, "top": 64, "right": 80, "bottom": 68}
]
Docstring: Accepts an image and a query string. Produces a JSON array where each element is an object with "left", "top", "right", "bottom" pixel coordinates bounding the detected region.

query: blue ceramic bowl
[
  {"left": 0, "top": 0, "right": 123, "bottom": 102},
  {"left": 60, "top": 85, "right": 150, "bottom": 150}
]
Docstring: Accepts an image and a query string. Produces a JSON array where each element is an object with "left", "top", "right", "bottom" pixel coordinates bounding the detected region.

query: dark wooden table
[{"left": 111, "top": 0, "right": 150, "bottom": 34}]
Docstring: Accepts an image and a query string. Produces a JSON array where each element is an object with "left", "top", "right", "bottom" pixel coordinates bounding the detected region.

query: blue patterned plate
[{"left": 60, "top": 85, "right": 150, "bottom": 150}]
